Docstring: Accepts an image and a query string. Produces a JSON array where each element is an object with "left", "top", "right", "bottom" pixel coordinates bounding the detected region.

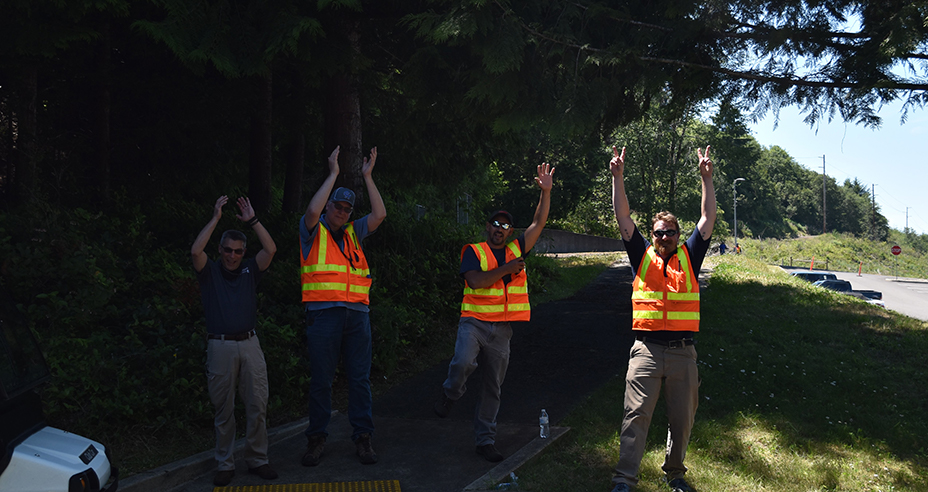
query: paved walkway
[{"left": 122, "top": 260, "right": 635, "bottom": 492}]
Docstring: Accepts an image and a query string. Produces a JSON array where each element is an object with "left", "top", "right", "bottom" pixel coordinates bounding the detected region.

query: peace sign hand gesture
[
  {"left": 609, "top": 146, "right": 627, "bottom": 177},
  {"left": 696, "top": 145, "right": 713, "bottom": 178}
]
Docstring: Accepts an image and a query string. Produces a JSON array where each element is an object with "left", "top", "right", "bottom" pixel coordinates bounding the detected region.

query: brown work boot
[
  {"left": 213, "top": 469, "right": 234, "bottom": 486},
  {"left": 247, "top": 463, "right": 278, "bottom": 480},
  {"left": 476, "top": 443, "right": 504, "bottom": 462},
  {"left": 355, "top": 433, "right": 378, "bottom": 464},
  {"left": 433, "top": 392, "right": 456, "bottom": 418},
  {"left": 301, "top": 434, "right": 325, "bottom": 467}
]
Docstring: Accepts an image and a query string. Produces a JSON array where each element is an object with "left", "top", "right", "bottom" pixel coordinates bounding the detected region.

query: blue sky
[{"left": 747, "top": 100, "right": 928, "bottom": 236}]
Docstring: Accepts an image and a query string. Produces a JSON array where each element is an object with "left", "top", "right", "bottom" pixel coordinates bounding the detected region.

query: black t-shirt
[
  {"left": 624, "top": 227, "right": 710, "bottom": 340},
  {"left": 460, "top": 236, "right": 527, "bottom": 284},
  {"left": 196, "top": 257, "right": 264, "bottom": 335}
]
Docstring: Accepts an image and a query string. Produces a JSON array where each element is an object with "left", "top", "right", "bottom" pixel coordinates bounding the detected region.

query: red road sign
[{"left": 892, "top": 245, "right": 902, "bottom": 255}]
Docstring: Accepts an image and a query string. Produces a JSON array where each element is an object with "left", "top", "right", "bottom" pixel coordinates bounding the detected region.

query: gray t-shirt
[{"left": 196, "top": 257, "right": 263, "bottom": 335}]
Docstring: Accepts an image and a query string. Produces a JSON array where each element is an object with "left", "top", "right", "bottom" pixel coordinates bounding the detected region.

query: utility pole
[
  {"left": 871, "top": 183, "right": 876, "bottom": 239},
  {"left": 906, "top": 207, "right": 910, "bottom": 232},
  {"left": 733, "top": 177, "right": 746, "bottom": 252},
  {"left": 821, "top": 155, "right": 827, "bottom": 234}
]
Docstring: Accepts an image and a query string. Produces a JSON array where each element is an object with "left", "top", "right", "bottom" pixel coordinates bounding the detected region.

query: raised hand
[
  {"left": 534, "top": 162, "right": 555, "bottom": 191},
  {"left": 235, "top": 197, "right": 255, "bottom": 222},
  {"left": 328, "top": 146, "right": 340, "bottom": 176},
  {"left": 213, "top": 196, "right": 229, "bottom": 219},
  {"left": 696, "top": 145, "right": 713, "bottom": 178},
  {"left": 362, "top": 147, "right": 378, "bottom": 177},
  {"left": 609, "top": 146, "right": 627, "bottom": 176}
]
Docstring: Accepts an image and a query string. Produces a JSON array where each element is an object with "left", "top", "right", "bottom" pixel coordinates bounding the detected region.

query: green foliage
[{"left": 134, "top": 0, "right": 323, "bottom": 77}]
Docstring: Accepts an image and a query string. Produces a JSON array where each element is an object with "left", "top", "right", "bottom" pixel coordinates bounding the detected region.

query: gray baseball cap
[{"left": 330, "top": 187, "right": 356, "bottom": 207}]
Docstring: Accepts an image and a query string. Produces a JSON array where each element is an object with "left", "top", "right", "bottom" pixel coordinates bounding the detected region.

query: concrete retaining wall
[{"left": 533, "top": 229, "right": 624, "bottom": 254}]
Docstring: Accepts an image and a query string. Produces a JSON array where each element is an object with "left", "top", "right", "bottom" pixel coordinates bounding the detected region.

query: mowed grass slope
[{"left": 514, "top": 255, "right": 928, "bottom": 491}]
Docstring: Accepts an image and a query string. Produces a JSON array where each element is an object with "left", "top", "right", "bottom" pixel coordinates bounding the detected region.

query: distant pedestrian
[
  {"left": 736, "top": 244, "right": 742, "bottom": 254},
  {"left": 433, "top": 163, "right": 554, "bottom": 463},
  {"left": 299, "top": 146, "right": 386, "bottom": 467},
  {"left": 607, "top": 145, "right": 716, "bottom": 492},
  {"left": 191, "top": 196, "right": 279, "bottom": 487},
  {"left": 719, "top": 241, "right": 727, "bottom": 255}
]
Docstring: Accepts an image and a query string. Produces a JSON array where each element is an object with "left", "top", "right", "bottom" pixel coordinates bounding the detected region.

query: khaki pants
[
  {"left": 612, "top": 339, "right": 699, "bottom": 487},
  {"left": 207, "top": 336, "right": 270, "bottom": 471}
]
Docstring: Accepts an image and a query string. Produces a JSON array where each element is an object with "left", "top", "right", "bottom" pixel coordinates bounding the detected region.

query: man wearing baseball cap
[
  {"left": 434, "top": 163, "right": 555, "bottom": 462},
  {"left": 299, "top": 145, "right": 386, "bottom": 467}
]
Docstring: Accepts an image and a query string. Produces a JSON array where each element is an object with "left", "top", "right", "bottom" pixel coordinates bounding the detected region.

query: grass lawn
[{"left": 513, "top": 254, "right": 928, "bottom": 491}]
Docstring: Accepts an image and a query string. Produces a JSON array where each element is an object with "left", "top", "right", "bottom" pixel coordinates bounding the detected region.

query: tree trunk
[
  {"left": 249, "top": 72, "right": 273, "bottom": 213},
  {"left": 13, "top": 63, "right": 37, "bottom": 206},
  {"left": 1, "top": 95, "right": 11, "bottom": 205},
  {"left": 281, "top": 71, "right": 305, "bottom": 214},
  {"left": 322, "top": 15, "right": 363, "bottom": 208},
  {"left": 282, "top": 133, "right": 305, "bottom": 214},
  {"left": 93, "top": 21, "right": 112, "bottom": 204},
  {"left": 323, "top": 72, "right": 362, "bottom": 195}
]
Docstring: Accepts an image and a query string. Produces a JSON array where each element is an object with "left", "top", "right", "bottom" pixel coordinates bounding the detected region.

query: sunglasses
[
  {"left": 652, "top": 229, "right": 678, "bottom": 238},
  {"left": 221, "top": 246, "right": 245, "bottom": 255},
  {"left": 491, "top": 220, "right": 512, "bottom": 230},
  {"left": 332, "top": 202, "right": 353, "bottom": 213}
]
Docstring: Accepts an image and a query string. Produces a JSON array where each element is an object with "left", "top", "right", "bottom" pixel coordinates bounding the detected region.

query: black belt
[
  {"left": 635, "top": 335, "right": 694, "bottom": 349},
  {"left": 208, "top": 329, "right": 257, "bottom": 341}
]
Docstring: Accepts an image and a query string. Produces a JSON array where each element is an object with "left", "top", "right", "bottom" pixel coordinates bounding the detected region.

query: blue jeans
[{"left": 304, "top": 307, "right": 374, "bottom": 440}]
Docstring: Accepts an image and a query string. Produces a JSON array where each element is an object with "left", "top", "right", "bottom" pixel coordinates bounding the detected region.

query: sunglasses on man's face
[
  {"left": 652, "top": 229, "right": 678, "bottom": 238},
  {"left": 222, "top": 246, "right": 245, "bottom": 255},
  {"left": 331, "top": 202, "right": 353, "bottom": 214},
  {"left": 491, "top": 220, "right": 512, "bottom": 230}
]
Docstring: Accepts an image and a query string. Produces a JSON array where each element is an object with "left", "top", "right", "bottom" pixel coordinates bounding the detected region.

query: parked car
[
  {"left": 790, "top": 271, "right": 838, "bottom": 283},
  {"left": 0, "top": 294, "right": 118, "bottom": 492},
  {"left": 811, "top": 279, "right": 885, "bottom": 307}
]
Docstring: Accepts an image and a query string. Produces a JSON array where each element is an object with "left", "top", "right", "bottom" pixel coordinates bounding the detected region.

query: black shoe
[
  {"left": 301, "top": 434, "right": 325, "bottom": 467},
  {"left": 433, "top": 393, "right": 456, "bottom": 418},
  {"left": 247, "top": 464, "right": 278, "bottom": 480},
  {"left": 668, "top": 477, "right": 695, "bottom": 492},
  {"left": 213, "top": 470, "right": 234, "bottom": 486},
  {"left": 355, "top": 433, "right": 379, "bottom": 464},
  {"left": 476, "top": 443, "right": 504, "bottom": 462}
]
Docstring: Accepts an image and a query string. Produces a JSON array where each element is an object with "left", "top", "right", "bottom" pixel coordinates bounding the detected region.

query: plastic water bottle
[
  {"left": 539, "top": 409, "right": 549, "bottom": 438},
  {"left": 496, "top": 472, "right": 519, "bottom": 489}
]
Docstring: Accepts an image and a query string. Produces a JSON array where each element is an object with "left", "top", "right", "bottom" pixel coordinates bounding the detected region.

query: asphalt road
[
  {"left": 831, "top": 271, "right": 928, "bottom": 321},
  {"left": 782, "top": 266, "right": 928, "bottom": 321}
]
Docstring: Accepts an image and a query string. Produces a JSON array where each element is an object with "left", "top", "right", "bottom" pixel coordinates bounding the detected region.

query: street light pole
[{"left": 733, "top": 178, "right": 746, "bottom": 252}]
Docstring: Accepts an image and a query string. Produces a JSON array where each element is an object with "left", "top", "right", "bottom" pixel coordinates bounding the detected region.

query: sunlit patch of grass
[{"left": 515, "top": 255, "right": 928, "bottom": 492}]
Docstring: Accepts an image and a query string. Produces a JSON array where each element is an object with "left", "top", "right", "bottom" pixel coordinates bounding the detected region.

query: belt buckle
[{"left": 668, "top": 339, "right": 686, "bottom": 349}]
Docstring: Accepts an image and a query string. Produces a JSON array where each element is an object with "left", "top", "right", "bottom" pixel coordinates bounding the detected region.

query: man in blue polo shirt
[{"left": 192, "top": 195, "right": 278, "bottom": 487}]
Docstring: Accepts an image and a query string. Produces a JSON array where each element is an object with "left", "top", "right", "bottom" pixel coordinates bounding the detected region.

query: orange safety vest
[
  {"left": 460, "top": 241, "right": 530, "bottom": 322},
  {"left": 301, "top": 222, "right": 372, "bottom": 305},
  {"left": 631, "top": 245, "right": 700, "bottom": 331}
]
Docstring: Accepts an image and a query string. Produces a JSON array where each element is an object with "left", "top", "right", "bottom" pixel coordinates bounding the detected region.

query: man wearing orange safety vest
[
  {"left": 608, "top": 145, "right": 716, "bottom": 492},
  {"left": 434, "top": 163, "right": 555, "bottom": 463},
  {"left": 299, "top": 146, "right": 386, "bottom": 468}
]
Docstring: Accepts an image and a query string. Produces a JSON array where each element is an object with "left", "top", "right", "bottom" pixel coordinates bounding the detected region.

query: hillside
[{"left": 737, "top": 233, "right": 928, "bottom": 279}]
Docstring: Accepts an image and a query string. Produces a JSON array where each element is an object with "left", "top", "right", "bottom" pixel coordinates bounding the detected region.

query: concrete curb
[
  {"left": 884, "top": 277, "right": 928, "bottom": 284},
  {"left": 120, "top": 417, "right": 311, "bottom": 492},
  {"left": 463, "top": 426, "right": 570, "bottom": 491}
]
